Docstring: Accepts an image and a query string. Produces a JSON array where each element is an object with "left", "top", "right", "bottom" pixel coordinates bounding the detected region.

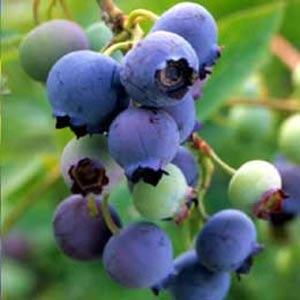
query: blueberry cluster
[{"left": 19, "top": 1, "right": 299, "bottom": 300}]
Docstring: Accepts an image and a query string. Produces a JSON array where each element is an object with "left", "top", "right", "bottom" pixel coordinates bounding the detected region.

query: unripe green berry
[
  {"left": 278, "top": 114, "right": 300, "bottom": 164},
  {"left": 132, "top": 164, "right": 188, "bottom": 220},
  {"left": 86, "top": 22, "right": 122, "bottom": 62},
  {"left": 229, "top": 105, "right": 274, "bottom": 141},
  {"left": 19, "top": 20, "right": 89, "bottom": 81},
  {"left": 228, "top": 160, "right": 282, "bottom": 208}
]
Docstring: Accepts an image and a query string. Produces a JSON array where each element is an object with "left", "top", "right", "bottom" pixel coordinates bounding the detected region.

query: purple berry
[
  {"left": 196, "top": 209, "right": 262, "bottom": 274},
  {"left": 103, "top": 221, "right": 173, "bottom": 288},
  {"left": 151, "top": 3, "right": 220, "bottom": 78},
  {"left": 53, "top": 194, "right": 121, "bottom": 261},
  {"left": 171, "top": 146, "right": 199, "bottom": 188},
  {"left": 165, "top": 250, "right": 231, "bottom": 300},
  {"left": 47, "top": 50, "right": 128, "bottom": 137},
  {"left": 120, "top": 31, "right": 199, "bottom": 107},
  {"left": 163, "top": 93, "right": 196, "bottom": 143},
  {"left": 108, "top": 107, "right": 180, "bottom": 185}
]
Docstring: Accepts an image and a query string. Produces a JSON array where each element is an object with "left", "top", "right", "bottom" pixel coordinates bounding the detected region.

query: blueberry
[
  {"left": 53, "top": 194, "right": 122, "bottom": 261},
  {"left": 196, "top": 209, "right": 263, "bottom": 273},
  {"left": 163, "top": 92, "right": 196, "bottom": 143},
  {"left": 86, "top": 22, "right": 123, "bottom": 62},
  {"left": 61, "top": 135, "right": 123, "bottom": 195},
  {"left": 47, "top": 50, "right": 129, "bottom": 136},
  {"left": 229, "top": 105, "right": 274, "bottom": 142},
  {"left": 108, "top": 107, "right": 180, "bottom": 185},
  {"left": 171, "top": 146, "right": 199, "bottom": 188},
  {"left": 103, "top": 221, "right": 173, "bottom": 288},
  {"left": 19, "top": 19, "right": 89, "bottom": 82},
  {"left": 274, "top": 158, "right": 300, "bottom": 216},
  {"left": 151, "top": 2, "right": 220, "bottom": 78},
  {"left": 132, "top": 164, "right": 188, "bottom": 220},
  {"left": 278, "top": 114, "right": 300, "bottom": 164},
  {"left": 228, "top": 160, "right": 282, "bottom": 210},
  {"left": 165, "top": 250, "right": 231, "bottom": 300},
  {"left": 120, "top": 31, "right": 199, "bottom": 107}
]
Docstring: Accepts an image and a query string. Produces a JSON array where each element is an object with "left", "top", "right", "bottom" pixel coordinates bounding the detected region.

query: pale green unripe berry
[
  {"left": 278, "top": 114, "right": 300, "bottom": 164},
  {"left": 132, "top": 164, "right": 188, "bottom": 220},
  {"left": 228, "top": 160, "right": 282, "bottom": 208}
]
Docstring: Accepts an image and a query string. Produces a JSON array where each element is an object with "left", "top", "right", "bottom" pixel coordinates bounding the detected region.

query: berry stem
[
  {"left": 58, "top": 0, "right": 74, "bottom": 20},
  {"left": 192, "top": 133, "right": 236, "bottom": 176},
  {"left": 87, "top": 194, "right": 100, "bottom": 218},
  {"left": 197, "top": 155, "right": 214, "bottom": 221},
  {"left": 33, "top": 0, "right": 41, "bottom": 25},
  {"left": 271, "top": 35, "right": 300, "bottom": 72},
  {"left": 102, "top": 194, "right": 120, "bottom": 235},
  {"left": 102, "top": 41, "right": 133, "bottom": 56},
  {"left": 97, "top": 0, "right": 126, "bottom": 34},
  {"left": 2, "top": 164, "right": 61, "bottom": 238},
  {"left": 46, "top": 0, "right": 57, "bottom": 20},
  {"left": 125, "top": 9, "right": 158, "bottom": 29},
  {"left": 227, "top": 98, "right": 300, "bottom": 112}
]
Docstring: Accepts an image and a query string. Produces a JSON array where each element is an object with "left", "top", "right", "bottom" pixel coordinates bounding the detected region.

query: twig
[
  {"left": 33, "top": 0, "right": 41, "bottom": 25},
  {"left": 271, "top": 35, "right": 300, "bottom": 72},
  {"left": 192, "top": 133, "right": 236, "bottom": 176},
  {"left": 102, "top": 194, "right": 119, "bottom": 235},
  {"left": 58, "top": 0, "right": 74, "bottom": 20},
  {"left": 227, "top": 98, "right": 300, "bottom": 112}
]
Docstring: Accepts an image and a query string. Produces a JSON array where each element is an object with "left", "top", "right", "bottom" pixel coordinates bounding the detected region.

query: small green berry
[
  {"left": 278, "top": 114, "right": 300, "bottom": 164},
  {"left": 229, "top": 105, "right": 274, "bottom": 141},
  {"left": 228, "top": 160, "right": 282, "bottom": 208},
  {"left": 132, "top": 164, "right": 188, "bottom": 220}
]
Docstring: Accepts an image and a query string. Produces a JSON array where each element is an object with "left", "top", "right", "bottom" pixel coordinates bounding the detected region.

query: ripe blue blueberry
[
  {"left": 274, "top": 158, "right": 300, "bottom": 216},
  {"left": 19, "top": 19, "right": 89, "bottom": 82},
  {"left": 53, "top": 194, "right": 121, "bottom": 261},
  {"left": 165, "top": 250, "right": 231, "bottom": 300},
  {"left": 196, "top": 209, "right": 262, "bottom": 273},
  {"left": 108, "top": 107, "right": 180, "bottom": 185},
  {"left": 47, "top": 50, "right": 128, "bottom": 137},
  {"left": 103, "top": 221, "right": 173, "bottom": 288},
  {"left": 120, "top": 31, "right": 199, "bottom": 107},
  {"left": 163, "top": 92, "right": 196, "bottom": 143},
  {"left": 151, "top": 2, "right": 220, "bottom": 79},
  {"left": 171, "top": 146, "right": 199, "bottom": 188}
]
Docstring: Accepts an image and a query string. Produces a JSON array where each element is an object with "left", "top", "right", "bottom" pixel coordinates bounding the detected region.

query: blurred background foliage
[{"left": 1, "top": 0, "right": 300, "bottom": 300}]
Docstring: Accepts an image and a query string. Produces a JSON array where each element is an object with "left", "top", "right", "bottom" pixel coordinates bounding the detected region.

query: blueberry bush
[{"left": 2, "top": 1, "right": 300, "bottom": 300}]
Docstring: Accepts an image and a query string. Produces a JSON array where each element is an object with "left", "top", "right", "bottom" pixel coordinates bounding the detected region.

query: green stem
[
  {"left": 102, "top": 194, "right": 119, "bottom": 235},
  {"left": 125, "top": 9, "right": 158, "bottom": 29},
  {"left": 131, "top": 24, "right": 144, "bottom": 44},
  {"left": 192, "top": 133, "right": 236, "bottom": 176},
  {"left": 2, "top": 35, "right": 23, "bottom": 47},
  {"left": 209, "top": 150, "right": 236, "bottom": 176},
  {"left": 227, "top": 98, "right": 300, "bottom": 112},
  {"left": 2, "top": 165, "right": 61, "bottom": 238},
  {"left": 46, "top": 0, "right": 57, "bottom": 20},
  {"left": 197, "top": 156, "right": 214, "bottom": 221},
  {"left": 58, "top": 0, "right": 74, "bottom": 20},
  {"left": 102, "top": 41, "right": 133, "bottom": 56},
  {"left": 33, "top": 0, "right": 41, "bottom": 25},
  {"left": 87, "top": 194, "right": 100, "bottom": 218}
]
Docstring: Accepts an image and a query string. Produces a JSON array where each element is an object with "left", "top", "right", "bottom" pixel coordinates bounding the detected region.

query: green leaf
[
  {"left": 197, "top": 3, "right": 284, "bottom": 120},
  {"left": 2, "top": 158, "right": 45, "bottom": 201}
]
